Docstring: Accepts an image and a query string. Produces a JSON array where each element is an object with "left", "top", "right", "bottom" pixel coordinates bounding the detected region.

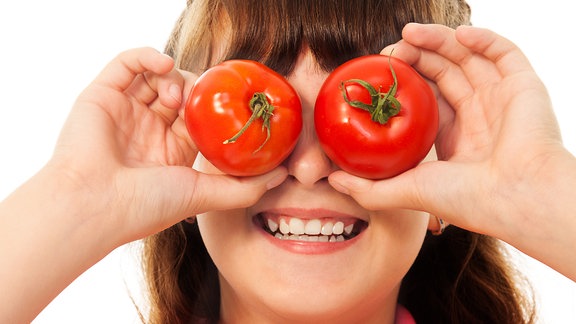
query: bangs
[
  {"left": 222, "top": 0, "right": 432, "bottom": 75},
  {"left": 169, "top": 0, "right": 470, "bottom": 75}
]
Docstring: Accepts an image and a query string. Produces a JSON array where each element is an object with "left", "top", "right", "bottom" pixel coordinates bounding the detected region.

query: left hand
[{"left": 328, "top": 24, "right": 576, "bottom": 278}]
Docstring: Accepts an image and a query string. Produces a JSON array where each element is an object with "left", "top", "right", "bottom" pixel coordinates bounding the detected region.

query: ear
[{"left": 428, "top": 213, "right": 448, "bottom": 235}]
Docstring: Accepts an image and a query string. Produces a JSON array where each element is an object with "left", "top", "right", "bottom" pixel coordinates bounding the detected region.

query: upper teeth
[{"left": 267, "top": 217, "right": 354, "bottom": 237}]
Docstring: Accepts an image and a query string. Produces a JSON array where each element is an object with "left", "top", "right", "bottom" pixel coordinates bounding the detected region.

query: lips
[{"left": 255, "top": 212, "right": 367, "bottom": 243}]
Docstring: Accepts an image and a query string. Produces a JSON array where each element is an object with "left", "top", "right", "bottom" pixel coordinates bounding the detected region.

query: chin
[{"left": 226, "top": 275, "right": 402, "bottom": 323}]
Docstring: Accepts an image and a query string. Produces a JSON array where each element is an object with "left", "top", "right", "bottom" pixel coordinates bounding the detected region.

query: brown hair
[{"left": 143, "top": 0, "right": 536, "bottom": 323}]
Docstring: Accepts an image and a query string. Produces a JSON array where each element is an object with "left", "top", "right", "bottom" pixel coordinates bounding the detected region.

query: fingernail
[
  {"left": 330, "top": 179, "right": 351, "bottom": 195},
  {"left": 266, "top": 169, "right": 287, "bottom": 189},
  {"left": 456, "top": 24, "right": 473, "bottom": 30},
  {"left": 405, "top": 22, "right": 422, "bottom": 27},
  {"left": 380, "top": 45, "right": 395, "bottom": 56},
  {"left": 328, "top": 175, "right": 352, "bottom": 195}
]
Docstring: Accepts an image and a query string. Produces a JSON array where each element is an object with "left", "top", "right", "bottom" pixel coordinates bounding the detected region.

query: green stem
[
  {"left": 223, "top": 92, "right": 274, "bottom": 153},
  {"left": 340, "top": 55, "right": 401, "bottom": 124}
]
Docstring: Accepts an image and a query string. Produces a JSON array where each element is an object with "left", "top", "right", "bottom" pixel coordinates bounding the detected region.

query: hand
[
  {"left": 48, "top": 48, "right": 287, "bottom": 244},
  {"left": 329, "top": 24, "right": 575, "bottom": 256},
  {"left": 1, "top": 47, "right": 290, "bottom": 322}
]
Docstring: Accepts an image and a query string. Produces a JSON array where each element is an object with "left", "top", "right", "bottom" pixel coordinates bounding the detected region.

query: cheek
[
  {"left": 366, "top": 210, "right": 429, "bottom": 276},
  {"left": 196, "top": 209, "right": 273, "bottom": 311},
  {"left": 196, "top": 210, "right": 249, "bottom": 276}
]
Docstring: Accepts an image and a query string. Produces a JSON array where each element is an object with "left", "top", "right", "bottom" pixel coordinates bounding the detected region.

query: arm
[
  {"left": 0, "top": 48, "right": 287, "bottom": 323},
  {"left": 329, "top": 24, "right": 576, "bottom": 281}
]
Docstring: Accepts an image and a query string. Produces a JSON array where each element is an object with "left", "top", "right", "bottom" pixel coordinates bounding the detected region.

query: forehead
[{"left": 284, "top": 49, "right": 329, "bottom": 105}]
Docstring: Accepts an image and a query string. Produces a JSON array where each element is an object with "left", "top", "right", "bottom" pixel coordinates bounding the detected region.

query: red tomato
[
  {"left": 315, "top": 55, "right": 438, "bottom": 179},
  {"left": 185, "top": 60, "right": 302, "bottom": 176}
]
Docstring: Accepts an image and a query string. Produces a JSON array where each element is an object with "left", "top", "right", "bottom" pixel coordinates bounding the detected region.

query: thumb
[
  {"left": 123, "top": 166, "right": 288, "bottom": 238},
  {"left": 328, "top": 161, "right": 466, "bottom": 221},
  {"left": 188, "top": 167, "right": 288, "bottom": 214}
]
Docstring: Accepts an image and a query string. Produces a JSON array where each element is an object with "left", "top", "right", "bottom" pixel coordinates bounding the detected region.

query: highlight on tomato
[
  {"left": 314, "top": 54, "right": 438, "bottom": 179},
  {"left": 185, "top": 60, "right": 302, "bottom": 176}
]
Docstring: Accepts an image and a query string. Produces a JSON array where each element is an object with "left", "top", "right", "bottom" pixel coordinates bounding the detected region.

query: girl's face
[{"left": 195, "top": 50, "right": 432, "bottom": 323}]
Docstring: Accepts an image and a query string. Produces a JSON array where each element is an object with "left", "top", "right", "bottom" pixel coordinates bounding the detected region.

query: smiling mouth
[{"left": 255, "top": 213, "right": 368, "bottom": 242}]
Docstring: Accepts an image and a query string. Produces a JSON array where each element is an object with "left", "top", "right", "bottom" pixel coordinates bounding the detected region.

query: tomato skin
[
  {"left": 315, "top": 55, "right": 438, "bottom": 179},
  {"left": 185, "top": 60, "right": 302, "bottom": 176}
]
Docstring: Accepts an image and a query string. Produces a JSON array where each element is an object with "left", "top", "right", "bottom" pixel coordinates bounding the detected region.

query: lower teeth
[{"left": 273, "top": 233, "right": 346, "bottom": 242}]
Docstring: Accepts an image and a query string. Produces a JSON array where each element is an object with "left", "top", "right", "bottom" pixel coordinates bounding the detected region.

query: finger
[
  {"left": 129, "top": 69, "right": 183, "bottom": 107},
  {"left": 93, "top": 47, "right": 175, "bottom": 92},
  {"left": 381, "top": 39, "right": 417, "bottom": 63},
  {"left": 116, "top": 166, "right": 287, "bottom": 242},
  {"left": 434, "top": 95, "right": 457, "bottom": 160},
  {"left": 132, "top": 166, "right": 288, "bottom": 226},
  {"left": 455, "top": 25, "right": 534, "bottom": 76},
  {"left": 191, "top": 167, "right": 288, "bottom": 214},
  {"left": 382, "top": 36, "right": 475, "bottom": 111},
  {"left": 328, "top": 170, "right": 419, "bottom": 211},
  {"left": 381, "top": 44, "right": 457, "bottom": 146},
  {"left": 125, "top": 73, "right": 159, "bottom": 105},
  {"left": 140, "top": 69, "right": 184, "bottom": 122},
  {"left": 328, "top": 163, "right": 471, "bottom": 228},
  {"left": 401, "top": 24, "right": 503, "bottom": 88},
  {"left": 146, "top": 69, "right": 199, "bottom": 124},
  {"left": 170, "top": 116, "right": 198, "bottom": 152}
]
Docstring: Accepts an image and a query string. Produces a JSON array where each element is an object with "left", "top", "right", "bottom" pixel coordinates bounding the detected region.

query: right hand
[{"left": 47, "top": 47, "right": 287, "bottom": 245}]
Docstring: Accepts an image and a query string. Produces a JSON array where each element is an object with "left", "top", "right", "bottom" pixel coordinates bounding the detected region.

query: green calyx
[
  {"left": 223, "top": 92, "right": 274, "bottom": 153},
  {"left": 340, "top": 56, "right": 401, "bottom": 124}
]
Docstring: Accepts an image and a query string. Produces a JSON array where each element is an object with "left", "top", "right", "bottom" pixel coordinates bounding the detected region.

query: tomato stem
[
  {"left": 223, "top": 92, "right": 274, "bottom": 153},
  {"left": 340, "top": 55, "right": 401, "bottom": 124}
]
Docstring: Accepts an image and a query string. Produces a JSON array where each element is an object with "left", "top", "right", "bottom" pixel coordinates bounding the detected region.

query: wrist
[
  {"left": 0, "top": 163, "right": 122, "bottom": 322},
  {"left": 495, "top": 148, "right": 576, "bottom": 279}
]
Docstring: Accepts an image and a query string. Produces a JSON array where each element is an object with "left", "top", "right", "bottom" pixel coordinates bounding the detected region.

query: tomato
[
  {"left": 315, "top": 54, "right": 438, "bottom": 179},
  {"left": 185, "top": 60, "right": 302, "bottom": 176}
]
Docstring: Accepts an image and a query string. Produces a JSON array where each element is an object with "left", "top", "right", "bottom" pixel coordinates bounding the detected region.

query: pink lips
[{"left": 253, "top": 208, "right": 368, "bottom": 255}]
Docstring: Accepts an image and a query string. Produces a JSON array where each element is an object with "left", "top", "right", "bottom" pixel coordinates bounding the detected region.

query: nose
[
  {"left": 284, "top": 104, "right": 335, "bottom": 188},
  {"left": 283, "top": 50, "right": 335, "bottom": 187}
]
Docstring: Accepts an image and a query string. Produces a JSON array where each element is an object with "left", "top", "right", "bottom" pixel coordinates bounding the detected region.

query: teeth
[
  {"left": 344, "top": 224, "right": 354, "bottom": 235},
  {"left": 266, "top": 216, "right": 355, "bottom": 241},
  {"left": 321, "top": 221, "right": 334, "bottom": 235},
  {"left": 308, "top": 235, "right": 319, "bottom": 242},
  {"left": 279, "top": 218, "right": 290, "bottom": 234},
  {"left": 289, "top": 218, "right": 305, "bottom": 235},
  {"left": 304, "top": 219, "right": 321, "bottom": 235},
  {"left": 267, "top": 219, "right": 279, "bottom": 233},
  {"left": 274, "top": 234, "right": 346, "bottom": 242},
  {"left": 333, "top": 222, "right": 344, "bottom": 235}
]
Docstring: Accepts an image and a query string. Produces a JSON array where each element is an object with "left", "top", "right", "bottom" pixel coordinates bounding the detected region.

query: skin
[
  {"left": 1, "top": 24, "right": 575, "bottom": 323},
  {"left": 330, "top": 24, "right": 576, "bottom": 281},
  {"left": 195, "top": 49, "right": 430, "bottom": 323},
  {"left": 0, "top": 48, "right": 287, "bottom": 323}
]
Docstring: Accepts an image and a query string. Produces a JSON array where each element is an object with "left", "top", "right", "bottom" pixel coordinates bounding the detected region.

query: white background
[{"left": 0, "top": 1, "right": 574, "bottom": 323}]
